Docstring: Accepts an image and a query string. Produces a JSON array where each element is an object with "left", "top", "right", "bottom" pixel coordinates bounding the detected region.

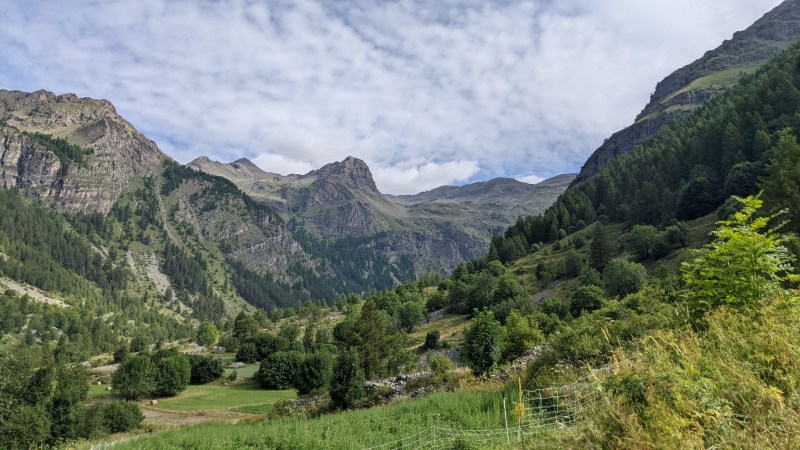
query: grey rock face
[{"left": 0, "top": 89, "right": 166, "bottom": 213}]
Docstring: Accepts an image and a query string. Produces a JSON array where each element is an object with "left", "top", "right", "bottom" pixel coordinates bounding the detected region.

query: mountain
[
  {"left": 0, "top": 89, "right": 166, "bottom": 212},
  {"left": 189, "top": 156, "right": 575, "bottom": 275},
  {"left": 573, "top": 0, "right": 800, "bottom": 184},
  {"left": 0, "top": 87, "right": 572, "bottom": 325}
]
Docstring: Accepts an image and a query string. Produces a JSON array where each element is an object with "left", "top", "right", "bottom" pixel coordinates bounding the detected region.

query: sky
[{"left": 0, "top": 0, "right": 785, "bottom": 194}]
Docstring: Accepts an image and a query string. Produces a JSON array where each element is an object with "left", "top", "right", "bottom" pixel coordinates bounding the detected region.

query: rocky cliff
[
  {"left": 573, "top": 0, "right": 800, "bottom": 184},
  {"left": 0, "top": 89, "right": 166, "bottom": 212}
]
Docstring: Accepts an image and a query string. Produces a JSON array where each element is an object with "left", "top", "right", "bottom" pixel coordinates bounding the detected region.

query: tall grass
[
  {"left": 115, "top": 388, "right": 516, "bottom": 449},
  {"left": 569, "top": 299, "right": 800, "bottom": 449}
]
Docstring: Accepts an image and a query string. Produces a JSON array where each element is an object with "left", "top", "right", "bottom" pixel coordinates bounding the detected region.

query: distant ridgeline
[{"left": 491, "top": 43, "right": 800, "bottom": 264}]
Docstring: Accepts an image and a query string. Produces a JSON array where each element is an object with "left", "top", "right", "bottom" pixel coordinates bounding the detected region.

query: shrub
[
  {"left": 196, "top": 322, "right": 219, "bottom": 347},
  {"left": 188, "top": 355, "right": 224, "bottom": 384},
  {"left": 423, "top": 330, "right": 440, "bottom": 350},
  {"left": 102, "top": 401, "right": 144, "bottom": 433},
  {"left": 296, "top": 351, "right": 334, "bottom": 395},
  {"left": 113, "top": 345, "right": 130, "bottom": 363},
  {"left": 153, "top": 355, "right": 191, "bottom": 397},
  {"left": 112, "top": 354, "right": 156, "bottom": 400},
  {"left": 603, "top": 259, "right": 647, "bottom": 298},
  {"left": 255, "top": 351, "right": 304, "bottom": 390},
  {"left": 329, "top": 348, "right": 365, "bottom": 409},
  {"left": 429, "top": 355, "right": 452, "bottom": 376},
  {"left": 235, "top": 343, "right": 259, "bottom": 363},
  {"left": 462, "top": 310, "right": 505, "bottom": 376}
]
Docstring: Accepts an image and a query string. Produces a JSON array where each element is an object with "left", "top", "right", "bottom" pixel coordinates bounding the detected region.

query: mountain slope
[
  {"left": 189, "top": 156, "right": 574, "bottom": 275},
  {"left": 573, "top": 0, "right": 800, "bottom": 184}
]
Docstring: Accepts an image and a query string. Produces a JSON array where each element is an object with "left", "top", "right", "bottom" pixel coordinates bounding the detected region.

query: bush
[
  {"left": 254, "top": 351, "right": 304, "bottom": 390},
  {"left": 423, "top": 330, "right": 440, "bottom": 350},
  {"left": 112, "top": 354, "right": 156, "bottom": 400},
  {"left": 296, "top": 351, "right": 334, "bottom": 395},
  {"left": 129, "top": 334, "right": 149, "bottom": 353},
  {"left": 102, "top": 401, "right": 144, "bottom": 433},
  {"left": 153, "top": 355, "right": 191, "bottom": 397},
  {"left": 462, "top": 310, "right": 505, "bottom": 376},
  {"left": 188, "top": 355, "right": 224, "bottom": 384},
  {"left": 429, "top": 355, "right": 452, "bottom": 376},
  {"left": 196, "top": 322, "right": 219, "bottom": 347},
  {"left": 236, "top": 342, "right": 259, "bottom": 363},
  {"left": 570, "top": 285, "right": 606, "bottom": 317},
  {"left": 113, "top": 345, "right": 130, "bottom": 363},
  {"left": 603, "top": 259, "right": 648, "bottom": 298},
  {"left": 329, "top": 348, "right": 365, "bottom": 409}
]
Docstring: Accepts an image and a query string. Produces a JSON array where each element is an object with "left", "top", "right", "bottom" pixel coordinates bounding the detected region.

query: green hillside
[{"left": 96, "top": 42, "right": 800, "bottom": 450}]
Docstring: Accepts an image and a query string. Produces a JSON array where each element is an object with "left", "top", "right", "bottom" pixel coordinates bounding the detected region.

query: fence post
[{"left": 503, "top": 396, "right": 510, "bottom": 445}]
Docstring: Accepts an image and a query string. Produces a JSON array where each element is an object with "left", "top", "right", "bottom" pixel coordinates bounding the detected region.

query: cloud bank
[{"left": 0, "top": 0, "right": 784, "bottom": 193}]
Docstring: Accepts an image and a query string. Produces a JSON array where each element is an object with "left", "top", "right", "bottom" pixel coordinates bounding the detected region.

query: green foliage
[
  {"left": 233, "top": 312, "right": 259, "bottom": 339},
  {"left": 502, "top": 311, "right": 543, "bottom": 362},
  {"left": 589, "top": 223, "right": 612, "bottom": 271},
  {"left": 398, "top": 300, "right": 425, "bottom": 332},
  {"left": 98, "top": 401, "right": 144, "bottom": 433},
  {"left": 577, "top": 303, "right": 800, "bottom": 449},
  {"left": 255, "top": 351, "right": 304, "bottom": 390},
  {"left": 562, "top": 249, "right": 584, "bottom": 278},
  {"left": 329, "top": 348, "right": 365, "bottom": 409},
  {"left": 114, "top": 345, "right": 130, "bottom": 363},
  {"left": 113, "top": 354, "right": 157, "bottom": 400},
  {"left": 1, "top": 405, "right": 52, "bottom": 449},
  {"left": 603, "top": 259, "right": 648, "bottom": 298},
  {"left": 462, "top": 310, "right": 505, "bottom": 376},
  {"left": 236, "top": 343, "right": 259, "bottom": 364},
  {"left": 423, "top": 330, "right": 441, "bottom": 350},
  {"left": 196, "top": 321, "right": 219, "bottom": 347},
  {"left": 296, "top": 351, "right": 334, "bottom": 395},
  {"left": 50, "top": 364, "right": 90, "bottom": 441},
  {"left": 428, "top": 355, "right": 453, "bottom": 376},
  {"left": 622, "top": 225, "right": 659, "bottom": 260},
  {"left": 569, "top": 285, "right": 606, "bottom": 317},
  {"left": 682, "top": 195, "right": 798, "bottom": 315},
  {"left": 278, "top": 322, "right": 301, "bottom": 342},
  {"left": 229, "top": 260, "right": 307, "bottom": 313},
  {"left": 130, "top": 334, "right": 149, "bottom": 353},
  {"left": 188, "top": 355, "right": 224, "bottom": 384},
  {"left": 352, "top": 299, "right": 390, "bottom": 379},
  {"left": 762, "top": 129, "right": 800, "bottom": 229},
  {"left": 152, "top": 351, "right": 191, "bottom": 397}
]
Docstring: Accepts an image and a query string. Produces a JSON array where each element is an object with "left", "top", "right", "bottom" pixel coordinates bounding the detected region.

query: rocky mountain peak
[
  {"left": 313, "top": 156, "right": 377, "bottom": 192},
  {"left": 0, "top": 89, "right": 118, "bottom": 130}
]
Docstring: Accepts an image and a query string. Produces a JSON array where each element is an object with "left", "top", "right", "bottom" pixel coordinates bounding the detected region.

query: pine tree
[{"left": 589, "top": 223, "right": 612, "bottom": 272}]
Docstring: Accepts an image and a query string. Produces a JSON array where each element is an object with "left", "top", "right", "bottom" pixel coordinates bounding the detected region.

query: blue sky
[{"left": 0, "top": 0, "right": 784, "bottom": 194}]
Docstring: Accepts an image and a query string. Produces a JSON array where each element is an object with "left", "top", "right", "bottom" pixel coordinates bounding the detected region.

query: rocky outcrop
[
  {"left": 573, "top": 0, "right": 800, "bottom": 185},
  {"left": 0, "top": 130, "right": 61, "bottom": 198},
  {"left": 0, "top": 89, "right": 166, "bottom": 213}
]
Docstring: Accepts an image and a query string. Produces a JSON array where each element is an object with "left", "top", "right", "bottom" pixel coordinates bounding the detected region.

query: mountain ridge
[{"left": 573, "top": 0, "right": 800, "bottom": 185}]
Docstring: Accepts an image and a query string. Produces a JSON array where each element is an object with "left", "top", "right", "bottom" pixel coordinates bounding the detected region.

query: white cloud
[
  {"left": 251, "top": 152, "right": 316, "bottom": 176},
  {"left": 516, "top": 174, "right": 545, "bottom": 185},
  {"left": 0, "top": 0, "right": 785, "bottom": 193},
  {"left": 372, "top": 160, "right": 481, "bottom": 195}
]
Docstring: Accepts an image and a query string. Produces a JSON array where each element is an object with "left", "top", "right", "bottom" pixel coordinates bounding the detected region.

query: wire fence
[{"left": 364, "top": 374, "right": 602, "bottom": 450}]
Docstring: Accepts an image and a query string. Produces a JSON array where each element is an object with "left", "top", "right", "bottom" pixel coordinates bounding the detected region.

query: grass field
[
  {"left": 88, "top": 383, "right": 113, "bottom": 399},
  {"left": 114, "top": 386, "right": 539, "bottom": 450},
  {"left": 151, "top": 383, "right": 294, "bottom": 415}
]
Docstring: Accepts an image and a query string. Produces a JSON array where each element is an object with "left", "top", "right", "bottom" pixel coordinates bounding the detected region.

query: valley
[{"left": 3, "top": 1, "right": 800, "bottom": 450}]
